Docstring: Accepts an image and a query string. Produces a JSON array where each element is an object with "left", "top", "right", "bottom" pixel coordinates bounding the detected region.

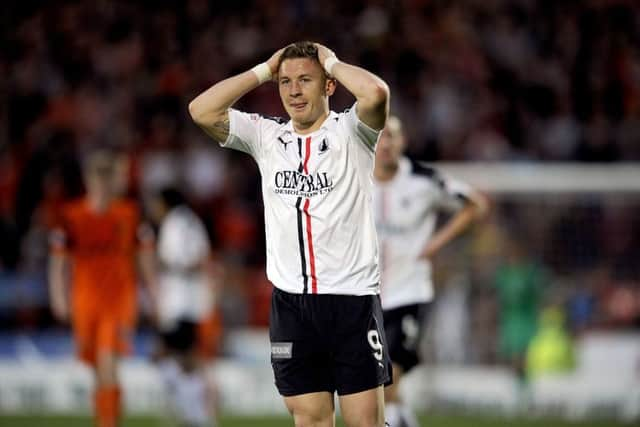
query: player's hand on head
[
  {"left": 314, "top": 43, "right": 337, "bottom": 64},
  {"left": 266, "top": 47, "right": 286, "bottom": 80}
]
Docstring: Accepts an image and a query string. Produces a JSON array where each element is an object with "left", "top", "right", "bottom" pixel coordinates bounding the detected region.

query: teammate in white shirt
[
  {"left": 189, "top": 41, "right": 390, "bottom": 427},
  {"left": 149, "top": 188, "right": 221, "bottom": 427},
  {"left": 374, "top": 116, "right": 489, "bottom": 427}
]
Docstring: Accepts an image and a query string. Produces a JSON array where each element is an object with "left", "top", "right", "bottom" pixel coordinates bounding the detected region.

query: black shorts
[
  {"left": 382, "top": 303, "right": 430, "bottom": 373},
  {"left": 160, "top": 319, "right": 198, "bottom": 353},
  {"left": 270, "top": 287, "right": 392, "bottom": 397}
]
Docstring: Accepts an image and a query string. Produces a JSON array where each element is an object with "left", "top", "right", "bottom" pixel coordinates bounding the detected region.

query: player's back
[{"left": 60, "top": 197, "right": 140, "bottom": 315}]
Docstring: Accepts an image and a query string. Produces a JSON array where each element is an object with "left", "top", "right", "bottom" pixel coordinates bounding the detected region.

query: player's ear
[{"left": 325, "top": 77, "right": 336, "bottom": 96}]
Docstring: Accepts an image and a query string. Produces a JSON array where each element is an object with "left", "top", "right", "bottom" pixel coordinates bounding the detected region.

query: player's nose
[{"left": 290, "top": 81, "right": 302, "bottom": 96}]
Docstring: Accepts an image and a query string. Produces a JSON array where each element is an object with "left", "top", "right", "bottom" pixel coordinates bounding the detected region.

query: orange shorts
[{"left": 73, "top": 309, "right": 134, "bottom": 366}]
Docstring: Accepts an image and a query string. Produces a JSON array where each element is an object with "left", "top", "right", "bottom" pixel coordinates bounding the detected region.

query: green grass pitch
[{"left": 0, "top": 414, "right": 631, "bottom": 427}]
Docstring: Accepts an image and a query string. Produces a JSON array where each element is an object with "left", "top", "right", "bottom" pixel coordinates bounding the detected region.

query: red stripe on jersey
[
  {"left": 302, "top": 136, "right": 318, "bottom": 293},
  {"left": 303, "top": 199, "right": 318, "bottom": 293},
  {"left": 303, "top": 136, "right": 312, "bottom": 173}
]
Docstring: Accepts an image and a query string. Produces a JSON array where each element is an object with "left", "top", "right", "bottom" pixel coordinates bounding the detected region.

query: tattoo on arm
[
  {"left": 201, "top": 114, "right": 230, "bottom": 143},
  {"left": 211, "top": 117, "right": 230, "bottom": 142}
]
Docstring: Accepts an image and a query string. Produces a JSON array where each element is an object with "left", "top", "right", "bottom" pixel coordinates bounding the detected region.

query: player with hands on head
[
  {"left": 190, "top": 41, "right": 390, "bottom": 427},
  {"left": 373, "top": 115, "right": 489, "bottom": 427}
]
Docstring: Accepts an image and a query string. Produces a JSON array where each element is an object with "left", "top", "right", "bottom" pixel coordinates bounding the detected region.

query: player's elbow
[
  {"left": 357, "top": 80, "right": 390, "bottom": 129},
  {"left": 376, "top": 80, "right": 390, "bottom": 102},
  {"left": 188, "top": 99, "right": 207, "bottom": 125},
  {"left": 472, "top": 192, "right": 491, "bottom": 220},
  {"left": 188, "top": 99, "right": 224, "bottom": 128},
  {"left": 365, "top": 80, "right": 390, "bottom": 110}
]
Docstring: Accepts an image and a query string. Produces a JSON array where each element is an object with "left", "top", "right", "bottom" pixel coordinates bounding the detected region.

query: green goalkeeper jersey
[{"left": 495, "top": 261, "right": 547, "bottom": 358}]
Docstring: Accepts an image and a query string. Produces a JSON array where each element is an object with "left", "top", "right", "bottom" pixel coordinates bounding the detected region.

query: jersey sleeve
[
  {"left": 220, "top": 109, "right": 263, "bottom": 158},
  {"left": 342, "top": 103, "right": 382, "bottom": 153},
  {"left": 436, "top": 173, "right": 475, "bottom": 212}
]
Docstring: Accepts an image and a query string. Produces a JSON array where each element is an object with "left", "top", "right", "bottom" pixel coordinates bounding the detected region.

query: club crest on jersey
[
  {"left": 274, "top": 170, "right": 334, "bottom": 197},
  {"left": 318, "top": 138, "right": 329, "bottom": 154},
  {"left": 278, "top": 136, "right": 293, "bottom": 151}
]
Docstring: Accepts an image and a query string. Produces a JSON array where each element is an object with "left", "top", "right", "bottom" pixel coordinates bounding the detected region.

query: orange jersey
[{"left": 50, "top": 197, "right": 150, "bottom": 319}]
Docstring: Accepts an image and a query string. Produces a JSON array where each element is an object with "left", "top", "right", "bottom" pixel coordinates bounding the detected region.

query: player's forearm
[
  {"left": 137, "top": 250, "right": 159, "bottom": 302},
  {"left": 48, "top": 256, "right": 68, "bottom": 308},
  {"left": 467, "top": 190, "right": 490, "bottom": 220},
  {"left": 423, "top": 206, "right": 476, "bottom": 258},
  {"left": 315, "top": 43, "right": 389, "bottom": 130},
  {"left": 49, "top": 279, "right": 67, "bottom": 308},
  {"left": 189, "top": 71, "right": 260, "bottom": 126},
  {"left": 331, "top": 61, "right": 390, "bottom": 128}
]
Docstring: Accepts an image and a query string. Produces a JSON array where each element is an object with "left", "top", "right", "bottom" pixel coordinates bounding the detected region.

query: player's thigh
[
  {"left": 96, "top": 316, "right": 134, "bottom": 355},
  {"left": 333, "top": 295, "right": 391, "bottom": 396},
  {"left": 339, "top": 386, "right": 385, "bottom": 427},
  {"left": 284, "top": 391, "right": 335, "bottom": 427},
  {"left": 72, "top": 309, "right": 98, "bottom": 365},
  {"left": 270, "top": 289, "right": 334, "bottom": 396},
  {"left": 383, "top": 362, "right": 404, "bottom": 402}
]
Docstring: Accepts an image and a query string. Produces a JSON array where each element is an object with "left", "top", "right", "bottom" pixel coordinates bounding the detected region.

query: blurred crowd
[{"left": 1, "top": 0, "right": 639, "bottom": 364}]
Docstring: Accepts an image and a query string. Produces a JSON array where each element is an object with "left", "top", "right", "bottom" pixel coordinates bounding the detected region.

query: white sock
[
  {"left": 400, "top": 403, "right": 420, "bottom": 427},
  {"left": 386, "top": 402, "right": 402, "bottom": 426},
  {"left": 175, "top": 370, "right": 210, "bottom": 425},
  {"left": 158, "top": 359, "right": 180, "bottom": 405}
]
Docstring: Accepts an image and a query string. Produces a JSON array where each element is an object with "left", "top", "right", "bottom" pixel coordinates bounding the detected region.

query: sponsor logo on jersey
[
  {"left": 274, "top": 170, "right": 334, "bottom": 197},
  {"left": 271, "top": 342, "right": 293, "bottom": 359}
]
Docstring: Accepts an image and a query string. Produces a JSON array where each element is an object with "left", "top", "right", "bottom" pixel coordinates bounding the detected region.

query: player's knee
[
  {"left": 344, "top": 414, "right": 385, "bottom": 427},
  {"left": 342, "top": 402, "right": 385, "bottom": 427},
  {"left": 95, "top": 370, "right": 117, "bottom": 387},
  {"left": 95, "top": 352, "right": 118, "bottom": 386},
  {"left": 291, "top": 411, "right": 333, "bottom": 427},
  {"left": 285, "top": 392, "right": 335, "bottom": 425},
  {"left": 286, "top": 400, "right": 334, "bottom": 427}
]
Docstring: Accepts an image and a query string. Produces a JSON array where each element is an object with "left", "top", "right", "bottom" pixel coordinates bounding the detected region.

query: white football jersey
[
  {"left": 222, "top": 104, "right": 382, "bottom": 295},
  {"left": 374, "top": 157, "right": 473, "bottom": 310},
  {"left": 157, "top": 205, "right": 213, "bottom": 327}
]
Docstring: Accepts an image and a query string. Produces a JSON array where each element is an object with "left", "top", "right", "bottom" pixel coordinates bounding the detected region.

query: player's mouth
[{"left": 290, "top": 102, "right": 307, "bottom": 111}]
